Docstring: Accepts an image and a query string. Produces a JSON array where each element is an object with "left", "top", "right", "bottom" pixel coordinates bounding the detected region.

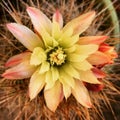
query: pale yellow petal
[
  {"left": 30, "top": 47, "right": 46, "bottom": 66},
  {"left": 72, "top": 80, "right": 92, "bottom": 108},
  {"left": 45, "top": 70, "right": 55, "bottom": 90},
  {"left": 40, "top": 28, "right": 58, "bottom": 47},
  {"left": 59, "top": 78, "right": 71, "bottom": 99},
  {"left": 39, "top": 61, "right": 50, "bottom": 74},
  {"left": 51, "top": 67, "right": 59, "bottom": 82},
  {"left": 64, "top": 45, "right": 76, "bottom": 53},
  {"left": 59, "top": 27, "right": 73, "bottom": 42},
  {"left": 63, "top": 11, "right": 95, "bottom": 35},
  {"left": 79, "top": 70, "right": 100, "bottom": 84},
  {"left": 75, "top": 44, "right": 98, "bottom": 55},
  {"left": 71, "top": 60, "right": 92, "bottom": 71},
  {"left": 44, "top": 81, "right": 63, "bottom": 112},
  {"left": 59, "top": 69, "right": 75, "bottom": 88},
  {"left": 29, "top": 69, "right": 45, "bottom": 100},
  {"left": 52, "top": 21, "right": 62, "bottom": 40},
  {"left": 67, "top": 53, "right": 88, "bottom": 62},
  {"left": 62, "top": 63, "right": 80, "bottom": 79},
  {"left": 59, "top": 34, "right": 79, "bottom": 48}
]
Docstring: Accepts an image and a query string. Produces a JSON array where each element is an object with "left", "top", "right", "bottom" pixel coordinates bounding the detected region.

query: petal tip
[
  {"left": 86, "top": 102, "right": 92, "bottom": 108},
  {"left": 5, "top": 63, "right": 10, "bottom": 67},
  {"left": 6, "top": 23, "right": 18, "bottom": 32},
  {"left": 26, "top": 7, "right": 36, "bottom": 16},
  {"left": 6, "top": 23, "right": 13, "bottom": 30},
  {"left": 26, "top": 7, "right": 37, "bottom": 15},
  {"left": 90, "top": 11, "right": 96, "bottom": 16},
  {"left": 29, "top": 91, "right": 35, "bottom": 101},
  {"left": 1, "top": 73, "right": 5, "bottom": 78},
  {"left": 1, "top": 72, "right": 12, "bottom": 79},
  {"left": 1, "top": 70, "right": 19, "bottom": 79},
  {"left": 88, "top": 11, "right": 96, "bottom": 20},
  {"left": 26, "top": 6, "right": 33, "bottom": 11},
  {"left": 104, "top": 36, "right": 109, "bottom": 39}
]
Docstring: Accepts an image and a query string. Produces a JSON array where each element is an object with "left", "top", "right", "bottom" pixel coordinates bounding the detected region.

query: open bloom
[{"left": 2, "top": 7, "right": 117, "bottom": 112}]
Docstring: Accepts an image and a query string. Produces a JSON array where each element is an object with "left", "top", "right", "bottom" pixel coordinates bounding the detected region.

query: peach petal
[
  {"left": 78, "top": 36, "right": 108, "bottom": 45},
  {"left": 79, "top": 70, "right": 100, "bottom": 84},
  {"left": 5, "top": 52, "right": 31, "bottom": 67},
  {"left": 59, "top": 78, "right": 72, "bottom": 99},
  {"left": 63, "top": 11, "right": 95, "bottom": 35},
  {"left": 2, "top": 61, "right": 36, "bottom": 79},
  {"left": 53, "top": 10, "right": 63, "bottom": 28},
  {"left": 44, "top": 81, "right": 63, "bottom": 112},
  {"left": 87, "top": 51, "right": 110, "bottom": 65},
  {"left": 29, "top": 69, "right": 45, "bottom": 100},
  {"left": 27, "top": 7, "right": 52, "bottom": 34},
  {"left": 72, "top": 80, "right": 92, "bottom": 108},
  {"left": 7, "top": 23, "right": 43, "bottom": 51},
  {"left": 75, "top": 44, "right": 98, "bottom": 56},
  {"left": 91, "top": 67, "right": 106, "bottom": 78}
]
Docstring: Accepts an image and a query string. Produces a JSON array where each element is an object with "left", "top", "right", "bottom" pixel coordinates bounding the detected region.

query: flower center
[{"left": 47, "top": 47, "right": 66, "bottom": 66}]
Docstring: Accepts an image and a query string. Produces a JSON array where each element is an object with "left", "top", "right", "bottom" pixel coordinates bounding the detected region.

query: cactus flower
[{"left": 2, "top": 7, "right": 117, "bottom": 112}]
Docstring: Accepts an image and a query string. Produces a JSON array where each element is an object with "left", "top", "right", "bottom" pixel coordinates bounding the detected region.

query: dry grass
[{"left": 0, "top": 0, "right": 120, "bottom": 120}]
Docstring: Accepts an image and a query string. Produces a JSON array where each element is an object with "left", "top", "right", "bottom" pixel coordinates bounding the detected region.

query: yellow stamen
[{"left": 49, "top": 47, "right": 66, "bottom": 66}]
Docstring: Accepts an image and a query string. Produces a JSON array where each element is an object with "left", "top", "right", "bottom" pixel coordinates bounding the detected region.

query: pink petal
[
  {"left": 2, "top": 61, "right": 36, "bottom": 79},
  {"left": 91, "top": 67, "right": 106, "bottom": 78},
  {"left": 72, "top": 80, "right": 92, "bottom": 108},
  {"left": 7, "top": 23, "right": 43, "bottom": 51},
  {"left": 29, "top": 69, "right": 45, "bottom": 100},
  {"left": 53, "top": 10, "right": 63, "bottom": 28},
  {"left": 44, "top": 81, "right": 63, "bottom": 112},
  {"left": 78, "top": 36, "right": 108, "bottom": 45},
  {"left": 5, "top": 52, "right": 31, "bottom": 67},
  {"left": 63, "top": 11, "right": 95, "bottom": 35},
  {"left": 87, "top": 51, "right": 110, "bottom": 65},
  {"left": 27, "top": 7, "right": 52, "bottom": 34}
]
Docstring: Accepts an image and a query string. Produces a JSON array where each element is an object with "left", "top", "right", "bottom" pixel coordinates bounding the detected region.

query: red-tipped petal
[
  {"left": 85, "top": 83, "right": 104, "bottom": 92},
  {"left": 53, "top": 10, "right": 63, "bottom": 28},
  {"left": 78, "top": 36, "right": 108, "bottom": 45},
  {"left": 92, "top": 67, "right": 106, "bottom": 78},
  {"left": 27, "top": 7, "right": 52, "bottom": 34},
  {"left": 99, "top": 43, "right": 118, "bottom": 59},
  {"left": 5, "top": 52, "right": 31, "bottom": 67},
  {"left": 99, "top": 43, "right": 113, "bottom": 52},
  {"left": 2, "top": 61, "right": 36, "bottom": 79},
  {"left": 7, "top": 23, "right": 43, "bottom": 51}
]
